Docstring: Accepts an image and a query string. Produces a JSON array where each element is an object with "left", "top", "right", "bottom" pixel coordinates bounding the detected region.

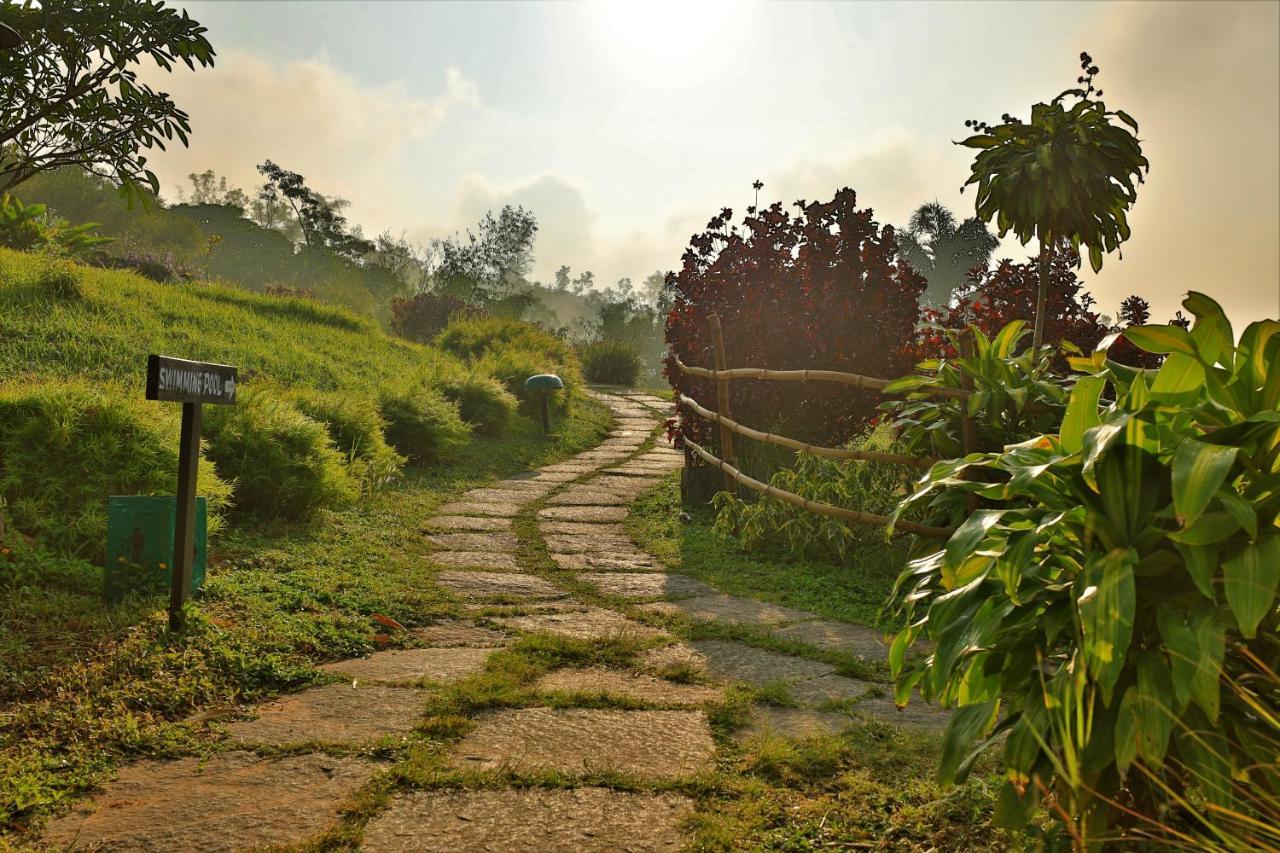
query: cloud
[{"left": 143, "top": 50, "right": 478, "bottom": 227}]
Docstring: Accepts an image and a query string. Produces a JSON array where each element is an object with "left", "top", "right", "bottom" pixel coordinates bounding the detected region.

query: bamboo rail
[
  {"left": 670, "top": 355, "right": 970, "bottom": 401},
  {"left": 677, "top": 392, "right": 936, "bottom": 469},
  {"left": 683, "top": 437, "right": 955, "bottom": 539}
]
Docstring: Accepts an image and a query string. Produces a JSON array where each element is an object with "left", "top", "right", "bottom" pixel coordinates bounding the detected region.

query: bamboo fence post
[
  {"left": 958, "top": 331, "right": 979, "bottom": 514},
  {"left": 708, "top": 314, "right": 738, "bottom": 497}
]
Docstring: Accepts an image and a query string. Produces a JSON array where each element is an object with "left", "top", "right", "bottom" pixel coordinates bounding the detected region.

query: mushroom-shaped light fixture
[{"left": 523, "top": 373, "right": 564, "bottom": 433}]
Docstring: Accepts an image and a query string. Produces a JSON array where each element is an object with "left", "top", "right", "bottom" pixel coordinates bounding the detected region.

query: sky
[{"left": 153, "top": 0, "right": 1280, "bottom": 326}]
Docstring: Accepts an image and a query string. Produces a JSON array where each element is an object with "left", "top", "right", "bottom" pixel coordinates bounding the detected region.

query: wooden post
[
  {"left": 169, "top": 401, "right": 202, "bottom": 632},
  {"left": 957, "top": 332, "right": 979, "bottom": 514},
  {"left": 708, "top": 314, "right": 738, "bottom": 496}
]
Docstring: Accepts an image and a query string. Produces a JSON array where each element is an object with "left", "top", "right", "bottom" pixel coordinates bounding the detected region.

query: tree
[
  {"left": 958, "top": 52, "right": 1149, "bottom": 349},
  {"left": 256, "top": 160, "right": 373, "bottom": 261},
  {"left": 0, "top": 0, "right": 215, "bottom": 200},
  {"left": 433, "top": 205, "right": 538, "bottom": 304},
  {"left": 897, "top": 202, "right": 999, "bottom": 307},
  {"left": 182, "top": 169, "right": 249, "bottom": 209},
  {"left": 666, "top": 187, "right": 926, "bottom": 447}
]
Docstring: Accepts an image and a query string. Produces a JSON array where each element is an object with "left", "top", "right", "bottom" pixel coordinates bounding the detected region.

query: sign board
[{"left": 146, "top": 355, "right": 238, "bottom": 405}]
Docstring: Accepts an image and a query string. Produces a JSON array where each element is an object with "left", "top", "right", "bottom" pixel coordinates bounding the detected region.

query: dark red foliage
[
  {"left": 664, "top": 188, "right": 927, "bottom": 449},
  {"left": 390, "top": 291, "right": 467, "bottom": 344},
  {"left": 916, "top": 251, "right": 1161, "bottom": 369}
]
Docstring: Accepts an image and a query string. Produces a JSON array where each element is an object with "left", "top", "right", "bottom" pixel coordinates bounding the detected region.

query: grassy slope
[
  {"left": 0, "top": 248, "right": 614, "bottom": 836},
  {"left": 0, "top": 248, "right": 456, "bottom": 391}
]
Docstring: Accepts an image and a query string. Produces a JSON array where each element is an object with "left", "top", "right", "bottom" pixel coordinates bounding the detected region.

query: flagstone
[
  {"left": 639, "top": 594, "right": 818, "bottom": 627},
  {"left": 550, "top": 552, "right": 659, "bottom": 571},
  {"left": 413, "top": 620, "right": 511, "bottom": 647},
  {"left": 425, "top": 531, "right": 519, "bottom": 552},
  {"left": 426, "top": 551, "right": 520, "bottom": 571},
  {"left": 436, "top": 571, "right": 565, "bottom": 601},
  {"left": 536, "top": 668, "right": 724, "bottom": 707},
  {"left": 319, "top": 647, "right": 491, "bottom": 684},
  {"left": 436, "top": 501, "right": 522, "bottom": 517},
  {"left": 579, "top": 572, "right": 714, "bottom": 599},
  {"left": 224, "top": 683, "right": 424, "bottom": 746},
  {"left": 425, "top": 515, "right": 513, "bottom": 532},
  {"left": 539, "top": 505, "right": 628, "bottom": 522},
  {"left": 771, "top": 620, "right": 890, "bottom": 661},
  {"left": 497, "top": 606, "right": 667, "bottom": 641}
]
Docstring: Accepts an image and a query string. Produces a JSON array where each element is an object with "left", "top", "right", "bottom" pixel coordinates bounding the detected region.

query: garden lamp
[{"left": 523, "top": 373, "right": 564, "bottom": 433}]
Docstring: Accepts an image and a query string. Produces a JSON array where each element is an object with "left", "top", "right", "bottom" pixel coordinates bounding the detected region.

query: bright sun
[{"left": 582, "top": 0, "right": 744, "bottom": 77}]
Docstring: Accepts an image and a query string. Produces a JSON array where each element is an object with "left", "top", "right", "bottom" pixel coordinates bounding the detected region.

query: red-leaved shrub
[{"left": 664, "top": 188, "right": 926, "bottom": 449}]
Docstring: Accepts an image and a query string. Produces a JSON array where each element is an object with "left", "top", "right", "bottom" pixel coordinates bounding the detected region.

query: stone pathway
[{"left": 45, "top": 389, "right": 946, "bottom": 851}]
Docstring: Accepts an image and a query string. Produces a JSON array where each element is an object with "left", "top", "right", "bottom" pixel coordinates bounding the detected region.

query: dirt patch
[
  {"left": 450, "top": 708, "right": 714, "bottom": 778},
  {"left": 362, "top": 788, "right": 691, "bottom": 853},
  {"left": 224, "top": 683, "right": 423, "bottom": 746},
  {"left": 436, "top": 571, "right": 565, "bottom": 601},
  {"left": 536, "top": 667, "right": 724, "bottom": 707},
  {"left": 43, "top": 752, "right": 376, "bottom": 852},
  {"left": 579, "top": 572, "right": 714, "bottom": 599},
  {"left": 319, "top": 647, "right": 491, "bottom": 684}
]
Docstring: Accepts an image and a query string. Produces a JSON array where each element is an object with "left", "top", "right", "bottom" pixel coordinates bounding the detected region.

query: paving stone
[
  {"left": 450, "top": 708, "right": 714, "bottom": 778},
  {"left": 550, "top": 552, "right": 659, "bottom": 571},
  {"left": 320, "top": 647, "right": 491, "bottom": 684},
  {"left": 536, "top": 668, "right": 725, "bottom": 707},
  {"left": 851, "top": 694, "right": 951, "bottom": 731},
  {"left": 639, "top": 594, "right": 818, "bottom": 627},
  {"left": 579, "top": 572, "right": 715, "bottom": 599},
  {"left": 539, "top": 521, "right": 631, "bottom": 536},
  {"left": 363, "top": 788, "right": 691, "bottom": 853},
  {"left": 530, "top": 469, "right": 581, "bottom": 482},
  {"left": 540, "top": 505, "right": 628, "bottom": 522},
  {"left": 608, "top": 466, "right": 677, "bottom": 477},
  {"left": 436, "top": 501, "right": 522, "bottom": 517},
  {"left": 462, "top": 601, "right": 591, "bottom": 616},
  {"left": 587, "top": 475, "right": 663, "bottom": 492},
  {"left": 546, "top": 489, "right": 632, "bottom": 505},
  {"left": 459, "top": 489, "right": 535, "bottom": 505},
  {"left": 436, "top": 571, "right": 566, "bottom": 601},
  {"left": 413, "top": 620, "right": 511, "bottom": 647},
  {"left": 224, "top": 683, "right": 423, "bottom": 745},
  {"left": 543, "top": 533, "right": 637, "bottom": 553},
  {"left": 426, "top": 551, "right": 520, "bottom": 571},
  {"left": 425, "top": 515, "right": 513, "bottom": 532},
  {"left": 733, "top": 707, "right": 853, "bottom": 743},
  {"left": 787, "top": 673, "right": 878, "bottom": 706},
  {"left": 497, "top": 607, "right": 667, "bottom": 641},
  {"left": 43, "top": 751, "right": 376, "bottom": 852},
  {"left": 538, "top": 462, "right": 602, "bottom": 475},
  {"left": 425, "top": 531, "right": 518, "bottom": 552},
  {"left": 772, "top": 620, "right": 890, "bottom": 660},
  {"left": 640, "top": 644, "right": 708, "bottom": 675},
  {"left": 685, "top": 640, "right": 834, "bottom": 685}
]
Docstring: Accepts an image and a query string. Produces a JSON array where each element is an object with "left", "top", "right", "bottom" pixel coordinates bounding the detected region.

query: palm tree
[{"left": 898, "top": 202, "right": 1000, "bottom": 307}]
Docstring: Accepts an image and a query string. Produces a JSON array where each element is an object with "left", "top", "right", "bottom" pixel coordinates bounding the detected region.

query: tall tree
[
  {"left": 0, "top": 0, "right": 215, "bottom": 200},
  {"left": 256, "top": 160, "right": 372, "bottom": 261},
  {"left": 433, "top": 205, "right": 538, "bottom": 304},
  {"left": 897, "top": 202, "right": 999, "bottom": 307}
]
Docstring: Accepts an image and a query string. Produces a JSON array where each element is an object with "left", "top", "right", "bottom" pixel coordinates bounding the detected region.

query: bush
[
  {"left": 476, "top": 345, "right": 576, "bottom": 413},
  {"left": 436, "top": 373, "right": 517, "bottom": 436},
  {"left": 581, "top": 340, "right": 641, "bottom": 385},
  {"left": 390, "top": 291, "right": 467, "bottom": 343},
  {"left": 287, "top": 390, "right": 404, "bottom": 493},
  {"left": 886, "top": 296, "right": 1280, "bottom": 845},
  {"left": 437, "top": 313, "right": 583, "bottom": 412},
  {"left": 203, "top": 388, "right": 357, "bottom": 521},
  {"left": 0, "top": 381, "right": 232, "bottom": 557},
  {"left": 377, "top": 387, "right": 471, "bottom": 466}
]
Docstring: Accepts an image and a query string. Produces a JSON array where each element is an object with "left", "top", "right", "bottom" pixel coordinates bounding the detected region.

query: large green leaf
[
  {"left": 1189, "top": 605, "right": 1225, "bottom": 723},
  {"left": 1149, "top": 352, "right": 1205, "bottom": 405},
  {"left": 1171, "top": 439, "right": 1238, "bottom": 527},
  {"left": 938, "top": 700, "right": 999, "bottom": 785},
  {"left": 1114, "top": 685, "right": 1140, "bottom": 774},
  {"left": 1134, "top": 653, "right": 1174, "bottom": 767},
  {"left": 1060, "top": 375, "right": 1105, "bottom": 454},
  {"left": 1222, "top": 536, "right": 1280, "bottom": 638},
  {"left": 1184, "top": 291, "right": 1234, "bottom": 367},
  {"left": 1156, "top": 605, "right": 1198, "bottom": 712},
  {"left": 1176, "top": 543, "right": 1218, "bottom": 600},
  {"left": 1123, "top": 324, "right": 1198, "bottom": 359},
  {"left": 1078, "top": 548, "right": 1137, "bottom": 701}
]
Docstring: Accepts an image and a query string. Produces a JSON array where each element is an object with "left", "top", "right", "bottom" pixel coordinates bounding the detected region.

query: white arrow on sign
[{"left": 224, "top": 376, "right": 236, "bottom": 397}]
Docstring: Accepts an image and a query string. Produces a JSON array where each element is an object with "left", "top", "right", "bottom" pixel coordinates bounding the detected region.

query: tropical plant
[
  {"left": 897, "top": 202, "right": 1000, "bottom": 307},
  {"left": 665, "top": 186, "right": 927, "bottom": 448},
  {"left": 0, "top": 194, "right": 110, "bottom": 256},
  {"left": 958, "top": 52, "right": 1148, "bottom": 349},
  {"left": 0, "top": 0, "right": 215, "bottom": 200},
  {"left": 886, "top": 294, "right": 1279, "bottom": 847}
]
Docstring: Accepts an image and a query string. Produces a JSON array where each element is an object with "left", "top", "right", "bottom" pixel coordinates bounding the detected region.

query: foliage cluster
[
  {"left": 286, "top": 389, "right": 405, "bottom": 493},
  {"left": 0, "top": 194, "right": 110, "bottom": 257},
  {"left": 665, "top": 187, "right": 926, "bottom": 449},
  {"left": 376, "top": 387, "right": 472, "bottom": 466},
  {"left": 897, "top": 202, "right": 1000, "bottom": 307},
  {"left": 886, "top": 297, "right": 1280, "bottom": 846},
  {"left": 0, "top": 381, "right": 232, "bottom": 557},
  {"left": 390, "top": 290, "right": 467, "bottom": 343},
  {"left": 435, "top": 373, "right": 518, "bottom": 436},
  {"left": 580, "top": 340, "right": 642, "bottom": 386},
  {"left": 436, "top": 313, "right": 583, "bottom": 409}
]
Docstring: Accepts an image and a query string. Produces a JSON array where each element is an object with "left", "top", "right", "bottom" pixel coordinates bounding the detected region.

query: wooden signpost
[{"left": 145, "top": 354, "right": 238, "bottom": 631}]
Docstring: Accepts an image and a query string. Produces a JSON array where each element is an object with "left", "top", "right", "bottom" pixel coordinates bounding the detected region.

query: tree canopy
[{"left": 0, "top": 0, "right": 215, "bottom": 200}]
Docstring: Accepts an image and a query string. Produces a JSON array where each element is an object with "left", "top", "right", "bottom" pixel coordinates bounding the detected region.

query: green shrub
[
  {"left": 377, "top": 387, "right": 471, "bottom": 465},
  {"left": 436, "top": 373, "right": 518, "bottom": 436},
  {"left": 0, "top": 381, "right": 232, "bottom": 557},
  {"left": 581, "top": 340, "right": 641, "bottom": 386},
  {"left": 436, "top": 314, "right": 574, "bottom": 364},
  {"left": 476, "top": 345, "right": 578, "bottom": 413},
  {"left": 287, "top": 389, "right": 404, "bottom": 493},
  {"left": 203, "top": 388, "right": 357, "bottom": 521},
  {"left": 886, "top": 299, "right": 1280, "bottom": 846}
]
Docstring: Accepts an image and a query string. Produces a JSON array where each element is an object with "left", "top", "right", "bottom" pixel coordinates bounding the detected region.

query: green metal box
[{"left": 105, "top": 495, "right": 207, "bottom": 602}]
